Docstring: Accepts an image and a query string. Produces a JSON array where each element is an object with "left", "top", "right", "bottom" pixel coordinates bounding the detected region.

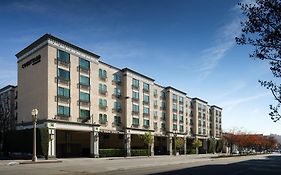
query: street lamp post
[{"left": 31, "top": 108, "right": 38, "bottom": 162}]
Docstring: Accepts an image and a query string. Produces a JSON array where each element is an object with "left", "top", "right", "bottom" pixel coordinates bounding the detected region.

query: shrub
[
  {"left": 99, "top": 149, "right": 125, "bottom": 157},
  {"left": 131, "top": 149, "right": 149, "bottom": 156}
]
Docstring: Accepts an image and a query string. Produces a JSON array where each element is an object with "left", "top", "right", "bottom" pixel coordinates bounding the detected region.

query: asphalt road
[{"left": 0, "top": 154, "right": 280, "bottom": 175}]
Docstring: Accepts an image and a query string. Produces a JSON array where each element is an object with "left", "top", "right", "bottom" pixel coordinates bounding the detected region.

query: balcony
[
  {"left": 112, "top": 107, "right": 122, "bottom": 113},
  {"left": 153, "top": 92, "right": 158, "bottom": 97},
  {"left": 55, "top": 58, "right": 70, "bottom": 68},
  {"left": 112, "top": 93, "right": 122, "bottom": 99},
  {"left": 153, "top": 114, "right": 158, "bottom": 119},
  {"left": 99, "top": 120, "right": 108, "bottom": 125},
  {"left": 160, "top": 106, "right": 166, "bottom": 110},
  {"left": 173, "top": 98, "right": 177, "bottom": 102},
  {"left": 99, "top": 105, "right": 108, "bottom": 110},
  {"left": 78, "top": 100, "right": 90, "bottom": 107},
  {"left": 99, "top": 75, "right": 107, "bottom": 81},
  {"left": 132, "top": 123, "right": 139, "bottom": 128},
  {"left": 77, "top": 117, "right": 91, "bottom": 123},
  {"left": 57, "top": 77, "right": 70, "bottom": 86},
  {"left": 132, "top": 97, "right": 140, "bottom": 102},
  {"left": 56, "top": 95, "right": 70, "bottom": 103},
  {"left": 132, "top": 84, "right": 139, "bottom": 90},
  {"left": 173, "top": 108, "right": 177, "bottom": 112},
  {"left": 55, "top": 114, "right": 70, "bottom": 121},
  {"left": 143, "top": 100, "right": 150, "bottom": 105},
  {"left": 78, "top": 66, "right": 90, "bottom": 75},
  {"left": 143, "top": 88, "right": 149, "bottom": 93},
  {"left": 179, "top": 110, "right": 183, "bottom": 114},
  {"left": 143, "top": 112, "right": 150, "bottom": 117},
  {"left": 173, "top": 117, "right": 177, "bottom": 122},
  {"left": 112, "top": 79, "right": 122, "bottom": 86},
  {"left": 132, "top": 111, "right": 139, "bottom": 115},
  {"left": 78, "top": 83, "right": 90, "bottom": 91},
  {"left": 154, "top": 104, "right": 158, "bottom": 108},
  {"left": 99, "top": 89, "right": 108, "bottom": 96},
  {"left": 143, "top": 124, "right": 149, "bottom": 128}
]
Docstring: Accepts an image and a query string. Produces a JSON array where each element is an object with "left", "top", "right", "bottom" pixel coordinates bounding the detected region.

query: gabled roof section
[
  {"left": 122, "top": 68, "right": 155, "bottom": 81},
  {"left": 0, "top": 85, "right": 16, "bottom": 93},
  {"left": 165, "top": 86, "right": 187, "bottom": 95},
  {"left": 192, "top": 97, "right": 208, "bottom": 104},
  {"left": 16, "top": 33, "right": 100, "bottom": 59},
  {"left": 211, "top": 105, "right": 223, "bottom": 110}
]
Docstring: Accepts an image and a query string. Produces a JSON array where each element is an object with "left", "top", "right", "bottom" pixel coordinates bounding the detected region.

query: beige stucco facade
[{"left": 14, "top": 34, "right": 222, "bottom": 158}]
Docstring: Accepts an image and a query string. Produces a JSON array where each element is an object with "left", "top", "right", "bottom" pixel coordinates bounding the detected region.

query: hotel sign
[{"left": 22, "top": 55, "right": 41, "bottom": 69}]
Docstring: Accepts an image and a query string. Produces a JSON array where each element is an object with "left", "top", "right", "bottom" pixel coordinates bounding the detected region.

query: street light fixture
[{"left": 31, "top": 108, "right": 38, "bottom": 162}]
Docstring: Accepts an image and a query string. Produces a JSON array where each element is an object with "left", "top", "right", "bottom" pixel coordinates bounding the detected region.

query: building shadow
[{"left": 148, "top": 154, "right": 281, "bottom": 175}]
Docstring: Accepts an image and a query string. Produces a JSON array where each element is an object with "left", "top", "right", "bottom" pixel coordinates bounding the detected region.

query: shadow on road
[{"left": 149, "top": 155, "right": 281, "bottom": 175}]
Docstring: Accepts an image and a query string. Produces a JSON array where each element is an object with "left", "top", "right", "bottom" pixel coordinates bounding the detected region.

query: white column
[
  {"left": 125, "top": 133, "right": 131, "bottom": 157},
  {"left": 48, "top": 128, "right": 56, "bottom": 158},
  {"left": 90, "top": 130, "right": 99, "bottom": 158},
  {"left": 150, "top": 136, "right": 154, "bottom": 156},
  {"left": 167, "top": 136, "right": 172, "bottom": 155},
  {"left": 184, "top": 137, "right": 187, "bottom": 155}
]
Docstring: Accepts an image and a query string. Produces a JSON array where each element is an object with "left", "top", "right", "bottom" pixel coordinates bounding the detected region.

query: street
[{"left": 0, "top": 154, "right": 280, "bottom": 175}]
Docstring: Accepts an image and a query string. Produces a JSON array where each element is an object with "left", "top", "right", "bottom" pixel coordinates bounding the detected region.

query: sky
[{"left": 0, "top": 0, "right": 280, "bottom": 135}]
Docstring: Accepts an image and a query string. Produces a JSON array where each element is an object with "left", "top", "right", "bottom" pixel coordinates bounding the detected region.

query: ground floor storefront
[{"left": 15, "top": 121, "right": 220, "bottom": 158}]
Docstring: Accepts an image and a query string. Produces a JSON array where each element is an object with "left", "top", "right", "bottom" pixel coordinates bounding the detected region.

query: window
[
  {"left": 173, "top": 114, "right": 177, "bottom": 121},
  {"left": 99, "top": 114, "right": 107, "bottom": 123},
  {"left": 80, "top": 75, "right": 90, "bottom": 86},
  {"left": 80, "top": 92, "right": 90, "bottom": 102},
  {"left": 162, "top": 112, "right": 166, "bottom": 119},
  {"left": 179, "top": 115, "right": 183, "bottom": 122},
  {"left": 114, "top": 116, "right": 121, "bottom": 125},
  {"left": 173, "top": 94, "right": 177, "bottom": 101},
  {"left": 58, "top": 87, "right": 70, "bottom": 98},
  {"left": 114, "top": 101, "right": 121, "bottom": 110},
  {"left": 160, "top": 91, "right": 166, "bottom": 99},
  {"left": 154, "top": 100, "right": 158, "bottom": 107},
  {"left": 79, "top": 58, "right": 90, "bottom": 70},
  {"left": 99, "top": 84, "right": 107, "bottom": 94},
  {"left": 143, "top": 107, "right": 149, "bottom": 115},
  {"left": 132, "top": 117, "right": 139, "bottom": 126},
  {"left": 114, "top": 74, "right": 121, "bottom": 83},
  {"left": 132, "top": 91, "right": 139, "bottom": 100},
  {"left": 80, "top": 109, "right": 90, "bottom": 119},
  {"left": 173, "top": 103, "right": 177, "bottom": 111},
  {"left": 154, "top": 122, "right": 157, "bottom": 129},
  {"left": 58, "top": 68, "right": 70, "bottom": 81},
  {"left": 179, "top": 105, "right": 183, "bottom": 112},
  {"left": 143, "top": 83, "right": 149, "bottom": 91},
  {"left": 180, "top": 125, "right": 184, "bottom": 132},
  {"left": 143, "top": 95, "right": 149, "bottom": 103},
  {"left": 190, "top": 119, "right": 193, "bottom": 125},
  {"left": 173, "top": 124, "right": 177, "bottom": 130},
  {"left": 114, "top": 88, "right": 121, "bottom": 96},
  {"left": 143, "top": 119, "right": 149, "bottom": 127},
  {"left": 153, "top": 89, "right": 157, "bottom": 96},
  {"left": 58, "top": 105, "right": 70, "bottom": 117},
  {"left": 161, "top": 123, "right": 166, "bottom": 129},
  {"left": 99, "top": 99, "right": 107, "bottom": 108},
  {"left": 132, "top": 104, "right": 139, "bottom": 113},
  {"left": 99, "top": 68, "right": 107, "bottom": 79},
  {"left": 161, "top": 102, "right": 166, "bottom": 109},
  {"left": 57, "top": 50, "right": 70, "bottom": 63},
  {"left": 179, "top": 96, "right": 184, "bottom": 103},
  {"left": 132, "top": 78, "right": 139, "bottom": 88}
]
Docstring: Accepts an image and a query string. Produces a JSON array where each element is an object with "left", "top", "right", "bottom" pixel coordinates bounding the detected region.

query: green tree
[
  {"left": 175, "top": 137, "right": 185, "bottom": 153},
  {"left": 140, "top": 132, "right": 153, "bottom": 156},
  {"left": 192, "top": 139, "right": 202, "bottom": 154},
  {"left": 208, "top": 138, "right": 217, "bottom": 154},
  {"left": 236, "top": 0, "right": 281, "bottom": 122}
]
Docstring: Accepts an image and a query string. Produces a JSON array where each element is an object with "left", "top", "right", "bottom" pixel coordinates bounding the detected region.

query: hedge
[
  {"left": 3, "top": 128, "right": 49, "bottom": 159},
  {"left": 99, "top": 149, "right": 125, "bottom": 157},
  {"left": 131, "top": 149, "right": 149, "bottom": 156}
]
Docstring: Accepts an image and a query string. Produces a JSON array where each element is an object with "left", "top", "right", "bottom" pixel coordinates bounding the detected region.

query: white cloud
[
  {"left": 222, "top": 92, "right": 271, "bottom": 111},
  {"left": 197, "top": 0, "right": 256, "bottom": 80}
]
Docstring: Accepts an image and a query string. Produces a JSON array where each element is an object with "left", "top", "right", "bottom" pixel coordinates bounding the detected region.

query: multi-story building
[
  {"left": 0, "top": 85, "right": 18, "bottom": 151},
  {"left": 15, "top": 34, "right": 222, "bottom": 158}
]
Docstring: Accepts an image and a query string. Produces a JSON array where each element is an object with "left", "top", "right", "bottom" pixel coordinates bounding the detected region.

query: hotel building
[{"left": 14, "top": 34, "right": 222, "bottom": 158}]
